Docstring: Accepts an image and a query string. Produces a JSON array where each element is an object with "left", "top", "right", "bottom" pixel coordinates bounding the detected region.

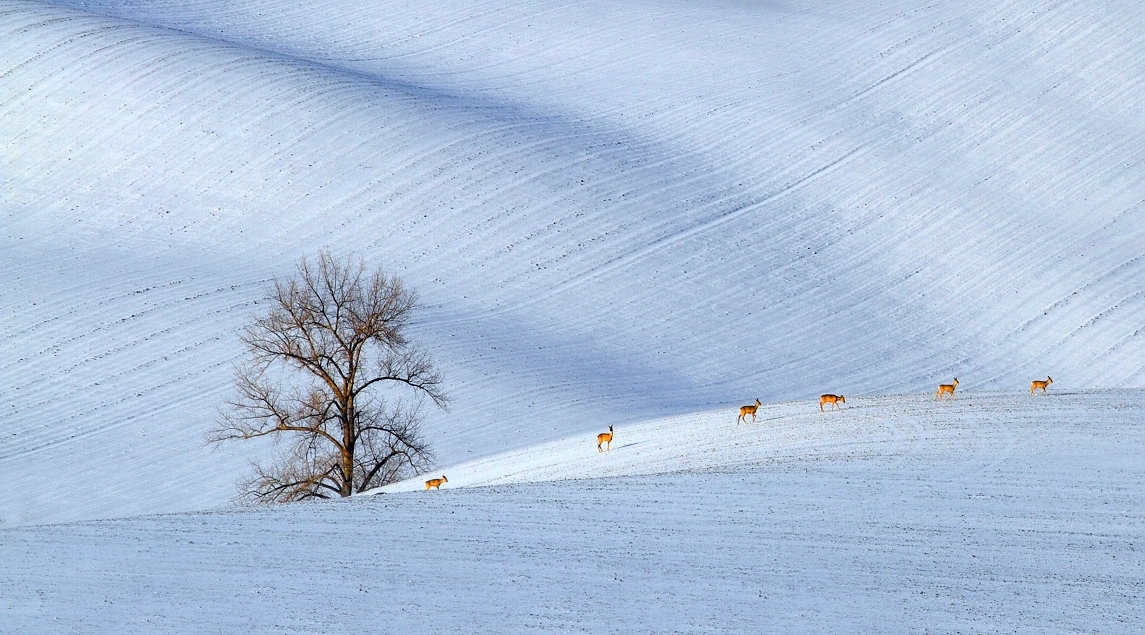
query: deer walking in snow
[
  {"left": 424, "top": 476, "right": 448, "bottom": 490},
  {"left": 1030, "top": 377, "right": 1053, "bottom": 394},
  {"left": 819, "top": 394, "right": 845, "bottom": 411},
  {"left": 738, "top": 399, "right": 761, "bottom": 424}
]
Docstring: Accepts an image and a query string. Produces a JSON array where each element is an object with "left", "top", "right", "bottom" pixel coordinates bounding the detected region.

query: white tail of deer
[
  {"left": 935, "top": 378, "right": 959, "bottom": 400},
  {"left": 596, "top": 426, "right": 613, "bottom": 453},
  {"left": 819, "top": 394, "right": 844, "bottom": 411},
  {"left": 737, "top": 399, "right": 761, "bottom": 423},
  {"left": 424, "top": 476, "right": 448, "bottom": 490},
  {"left": 1030, "top": 376, "right": 1053, "bottom": 394}
]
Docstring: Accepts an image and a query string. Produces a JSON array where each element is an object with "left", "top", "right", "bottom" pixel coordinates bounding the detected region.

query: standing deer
[
  {"left": 819, "top": 394, "right": 845, "bottom": 411},
  {"left": 738, "top": 399, "right": 762, "bottom": 424},
  {"left": 424, "top": 476, "right": 448, "bottom": 490},
  {"left": 934, "top": 378, "right": 959, "bottom": 400},
  {"left": 1030, "top": 376, "right": 1053, "bottom": 394},
  {"left": 596, "top": 426, "right": 613, "bottom": 453}
]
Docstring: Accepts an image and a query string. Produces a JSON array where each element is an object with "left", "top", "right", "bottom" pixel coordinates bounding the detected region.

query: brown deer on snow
[
  {"left": 597, "top": 426, "right": 614, "bottom": 453},
  {"left": 424, "top": 476, "right": 448, "bottom": 490},
  {"left": 1030, "top": 377, "right": 1053, "bottom": 394},
  {"left": 819, "top": 394, "right": 845, "bottom": 411},
  {"left": 738, "top": 399, "right": 761, "bottom": 424},
  {"left": 935, "top": 378, "right": 959, "bottom": 400}
]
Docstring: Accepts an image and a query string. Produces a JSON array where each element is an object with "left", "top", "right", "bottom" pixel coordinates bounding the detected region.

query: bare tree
[{"left": 209, "top": 252, "right": 447, "bottom": 502}]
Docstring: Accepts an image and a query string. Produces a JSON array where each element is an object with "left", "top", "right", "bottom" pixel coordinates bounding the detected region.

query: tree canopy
[{"left": 210, "top": 252, "right": 447, "bottom": 502}]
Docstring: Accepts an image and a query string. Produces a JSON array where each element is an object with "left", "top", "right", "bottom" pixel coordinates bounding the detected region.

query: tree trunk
[{"left": 341, "top": 403, "right": 356, "bottom": 497}]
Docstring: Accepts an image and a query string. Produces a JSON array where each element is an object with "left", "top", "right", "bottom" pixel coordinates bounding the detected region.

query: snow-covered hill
[
  {"left": 378, "top": 388, "right": 1145, "bottom": 494},
  {"left": 2, "top": 390, "right": 1142, "bottom": 632},
  {"left": 4, "top": 0, "right": 1145, "bottom": 525}
]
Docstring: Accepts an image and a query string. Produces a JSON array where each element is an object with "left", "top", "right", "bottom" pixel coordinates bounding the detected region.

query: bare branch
[{"left": 209, "top": 252, "right": 447, "bottom": 503}]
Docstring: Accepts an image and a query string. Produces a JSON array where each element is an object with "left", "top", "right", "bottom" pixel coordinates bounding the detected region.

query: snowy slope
[
  {"left": 4, "top": 0, "right": 1145, "bottom": 524},
  {"left": 2, "top": 390, "right": 1142, "bottom": 633},
  {"left": 378, "top": 388, "right": 1145, "bottom": 492}
]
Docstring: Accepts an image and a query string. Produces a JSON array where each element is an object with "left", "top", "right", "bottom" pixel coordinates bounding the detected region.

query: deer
[
  {"left": 934, "top": 378, "right": 959, "bottom": 400},
  {"left": 424, "top": 476, "right": 448, "bottom": 490},
  {"left": 737, "top": 398, "right": 762, "bottom": 424},
  {"left": 596, "top": 426, "right": 614, "bottom": 453},
  {"left": 1030, "top": 376, "right": 1053, "bottom": 394},
  {"left": 819, "top": 394, "right": 845, "bottom": 411}
]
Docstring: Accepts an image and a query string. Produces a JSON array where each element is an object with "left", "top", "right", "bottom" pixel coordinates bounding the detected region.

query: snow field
[
  {"left": 4, "top": 0, "right": 1145, "bottom": 527},
  {"left": 1, "top": 390, "right": 1142, "bottom": 633},
  {"left": 3, "top": 0, "right": 1144, "bottom": 628},
  {"left": 380, "top": 389, "right": 1142, "bottom": 492}
]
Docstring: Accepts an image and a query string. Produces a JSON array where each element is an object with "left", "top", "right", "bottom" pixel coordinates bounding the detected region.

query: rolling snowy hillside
[
  {"left": 4, "top": 0, "right": 1145, "bottom": 525},
  {"left": 2, "top": 390, "right": 1142, "bottom": 632}
]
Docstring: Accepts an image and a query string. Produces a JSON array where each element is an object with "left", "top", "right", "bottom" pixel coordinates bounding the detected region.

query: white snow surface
[
  {"left": 1, "top": 390, "right": 1143, "bottom": 632},
  {"left": 4, "top": 0, "right": 1145, "bottom": 529}
]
